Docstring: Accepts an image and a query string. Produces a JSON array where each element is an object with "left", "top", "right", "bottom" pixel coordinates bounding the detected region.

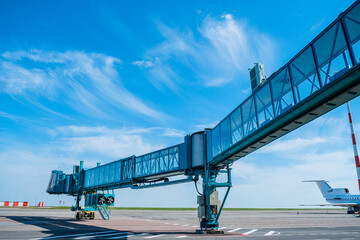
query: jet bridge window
[
  {"left": 104, "top": 164, "right": 110, "bottom": 184},
  {"left": 290, "top": 47, "right": 321, "bottom": 102},
  {"left": 212, "top": 124, "right": 221, "bottom": 157},
  {"left": 115, "top": 161, "right": 121, "bottom": 181},
  {"left": 94, "top": 168, "right": 100, "bottom": 186},
  {"left": 169, "top": 146, "right": 180, "bottom": 169},
  {"left": 90, "top": 169, "right": 95, "bottom": 187},
  {"left": 241, "top": 96, "right": 258, "bottom": 137},
  {"left": 108, "top": 163, "right": 115, "bottom": 184},
  {"left": 220, "top": 117, "right": 231, "bottom": 151},
  {"left": 270, "top": 67, "right": 294, "bottom": 117},
  {"left": 313, "top": 22, "right": 352, "bottom": 86},
  {"left": 84, "top": 170, "right": 91, "bottom": 187},
  {"left": 135, "top": 156, "right": 143, "bottom": 177},
  {"left": 159, "top": 149, "right": 169, "bottom": 172},
  {"left": 344, "top": 2, "right": 360, "bottom": 64},
  {"left": 142, "top": 154, "right": 150, "bottom": 176},
  {"left": 99, "top": 166, "right": 105, "bottom": 185},
  {"left": 150, "top": 152, "right": 159, "bottom": 174},
  {"left": 255, "top": 83, "right": 274, "bottom": 127},
  {"left": 91, "top": 168, "right": 97, "bottom": 186},
  {"left": 121, "top": 159, "right": 133, "bottom": 180},
  {"left": 230, "top": 106, "right": 243, "bottom": 145}
]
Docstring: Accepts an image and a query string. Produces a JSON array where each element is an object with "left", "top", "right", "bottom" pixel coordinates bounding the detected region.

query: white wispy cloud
[
  {"left": 0, "top": 50, "right": 167, "bottom": 120},
  {"left": 0, "top": 60, "right": 55, "bottom": 96},
  {"left": 161, "top": 128, "right": 186, "bottom": 137},
  {"left": 133, "top": 13, "right": 277, "bottom": 89},
  {"left": 0, "top": 110, "right": 22, "bottom": 121},
  {"left": 49, "top": 125, "right": 185, "bottom": 159},
  {"left": 193, "top": 121, "right": 219, "bottom": 131},
  {"left": 259, "top": 137, "right": 330, "bottom": 153},
  {"left": 132, "top": 59, "right": 156, "bottom": 69}
]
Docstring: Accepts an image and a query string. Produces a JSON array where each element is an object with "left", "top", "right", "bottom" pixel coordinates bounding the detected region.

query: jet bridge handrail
[{"left": 208, "top": 0, "right": 360, "bottom": 166}]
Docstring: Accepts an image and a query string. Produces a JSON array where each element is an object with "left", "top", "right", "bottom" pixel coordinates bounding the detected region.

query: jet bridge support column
[{"left": 197, "top": 165, "right": 232, "bottom": 234}]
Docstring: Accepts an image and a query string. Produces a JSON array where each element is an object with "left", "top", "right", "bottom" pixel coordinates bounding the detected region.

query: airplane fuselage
[{"left": 326, "top": 194, "right": 360, "bottom": 204}]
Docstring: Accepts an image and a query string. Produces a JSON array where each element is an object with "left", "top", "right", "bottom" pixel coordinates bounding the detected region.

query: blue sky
[{"left": 0, "top": 0, "right": 359, "bottom": 208}]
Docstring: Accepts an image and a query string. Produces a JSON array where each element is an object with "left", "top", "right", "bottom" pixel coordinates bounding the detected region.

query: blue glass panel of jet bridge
[
  {"left": 241, "top": 96, "right": 258, "bottom": 137},
  {"left": 290, "top": 47, "right": 321, "bottom": 103},
  {"left": 255, "top": 83, "right": 274, "bottom": 127},
  {"left": 270, "top": 67, "right": 294, "bottom": 117},
  {"left": 344, "top": 3, "right": 360, "bottom": 64},
  {"left": 220, "top": 117, "right": 231, "bottom": 151},
  {"left": 211, "top": 125, "right": 221, "bottom": 157},
  {"left": 230, "top": 106, "right": 243, "bottom": 145},
  {"left": 314, "top": 22, "right": 351, "bottom": 86}
]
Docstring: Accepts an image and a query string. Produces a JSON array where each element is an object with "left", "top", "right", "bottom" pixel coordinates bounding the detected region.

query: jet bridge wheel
[
  {"left": 75, "top": 211, "right": 84, "bottom": 219},
  {"left": 347, "top": 206, "right": 356, "bottom": 214}
]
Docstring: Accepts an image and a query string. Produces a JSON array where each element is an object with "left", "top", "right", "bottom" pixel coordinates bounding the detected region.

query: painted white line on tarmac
[
  {"left": 31, "top": 230, "right": 117, "bottom": 240},
  {"left": 264, "top": 231, "right": 275, "bottom": 236},
  {"left": 0, "top": 222, "right": 22, "bottom": 226},
  {"left": 243, "top": 229, "right": 258, "bottom": 235},
  {"left": 75, "top": 232, "right": 130, "bottom": 239},
  {"left": 173, "top": 223, "right": 179, "bottom": 225},
  {"left": 192, "top": 225, "right": 197, "bottom": 227},
  {"left": 144, "top": 234, "right": 167, "bottom": 239},
  {"left": 228, "top": 228, "right": 242, "bottom": 233},
  {"left": 176, "top": 236, "right": 187, "bottom": 238},
  {"left": 109, "top": 233, "right": 146, "bottom": 239},
  {"left": 218, "top": 227, "right": 227, "bottom": 230},
  {"left": 182, "top": 224, "right": 189, "bottom": 226}
]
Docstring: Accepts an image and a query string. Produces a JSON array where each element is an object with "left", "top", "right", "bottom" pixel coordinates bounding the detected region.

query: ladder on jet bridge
[
  {"left": 46, "top": 0, "right": 360, "bottom": 233},
  {"left": 98, "top": 205, "right": 111, "bottom": 220}
]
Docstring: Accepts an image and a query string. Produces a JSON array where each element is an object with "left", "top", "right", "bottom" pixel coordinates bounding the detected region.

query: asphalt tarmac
[{"left": 0, "top": 208, "right": 359, "bottom": 239}]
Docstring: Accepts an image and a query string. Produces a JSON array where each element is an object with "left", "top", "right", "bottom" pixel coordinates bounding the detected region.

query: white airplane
[
  {"left": 304, "top": 180, "right": 360, "bottom": 214},
  {"left": 304, "top": 102, "right": 360, "bottom": 214}
]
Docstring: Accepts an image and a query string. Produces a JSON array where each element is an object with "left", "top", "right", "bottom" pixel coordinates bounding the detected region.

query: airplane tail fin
[{"left": 303, "top": 180, "right": 332, "bottom": 197}]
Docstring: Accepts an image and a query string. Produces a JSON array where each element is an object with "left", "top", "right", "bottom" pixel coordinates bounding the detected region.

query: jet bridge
[{"left": 47, "top": 0, "right": 360, "bottom": 233}]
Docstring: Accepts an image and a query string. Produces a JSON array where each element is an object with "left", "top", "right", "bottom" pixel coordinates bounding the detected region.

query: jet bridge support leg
[{"left": 197, "top": 166, "right": 232, "bottom": 234}]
